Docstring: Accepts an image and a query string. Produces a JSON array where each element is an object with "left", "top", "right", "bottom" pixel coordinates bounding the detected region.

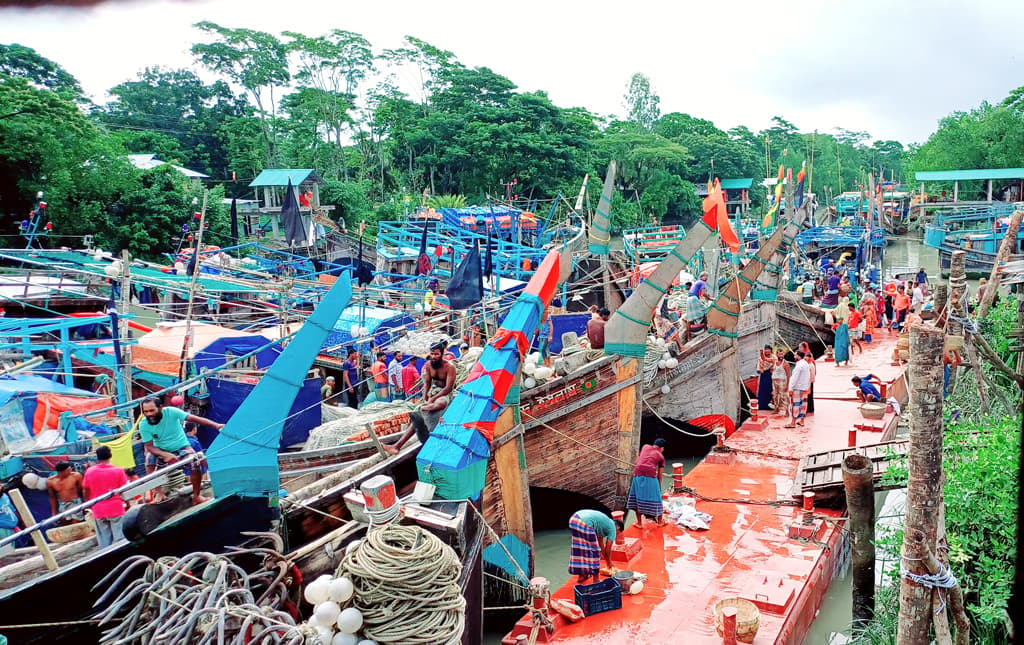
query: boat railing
[{"left": 0, "top": 452, "right": 204, "bottom": 551}]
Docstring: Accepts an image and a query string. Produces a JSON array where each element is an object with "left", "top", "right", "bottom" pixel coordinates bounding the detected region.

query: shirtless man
[
  {"left": 47, "top": 462, "right": 84, "bottom": 523},
  {"left": 385, "top": 341, "right": 457, "bottom": 455}
]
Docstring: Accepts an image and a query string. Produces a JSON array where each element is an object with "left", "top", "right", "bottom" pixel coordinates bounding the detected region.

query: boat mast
[{"left": 178, "top": 190, "right": 208, "bottom": 382}]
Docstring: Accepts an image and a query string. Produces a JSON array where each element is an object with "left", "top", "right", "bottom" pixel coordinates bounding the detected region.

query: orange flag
[{"left": 705, "top": 178, "right": 741, "bottom": 252}]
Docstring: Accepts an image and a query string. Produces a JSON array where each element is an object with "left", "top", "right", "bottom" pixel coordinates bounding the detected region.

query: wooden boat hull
[
  {"left": 938, "top": 242, "right": 1007, "bottom": 277},
  {"left": 0, "top": 495, "right": 275, "bottom": 644},
  {"left": 775, "top": 291, "right": 835, "bottom": 353}
]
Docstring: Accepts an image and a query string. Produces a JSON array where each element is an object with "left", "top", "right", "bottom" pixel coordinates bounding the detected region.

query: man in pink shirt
[{"left": 83, "top": 445, "right": 129, "bottom": 547}]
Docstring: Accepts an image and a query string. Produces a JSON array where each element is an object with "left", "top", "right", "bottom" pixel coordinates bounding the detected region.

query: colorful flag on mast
[
  {"left": 702, "top": 178, "right": 740, "bottom": 252},
  {"left": 794, "top": 161, "right": 807, "bottom": 208},
  {"left": 762, "top": 164, "right": 785, "bottom": 229}
]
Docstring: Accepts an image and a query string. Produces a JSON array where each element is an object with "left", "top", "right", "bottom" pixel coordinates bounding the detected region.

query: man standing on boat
[
  {"left": 786, "top": 351, "right": 811, "bottom": 428},
  {"left": 626, "top": 438, "right": 666, "bottom": 529},
  {"left": 371, "top": 351, "right": 390, "bottom": 402},
  {"left": 388, "top": 351, "right": 405, "bottom": 401},
  {"left": 568, "top": 510, "right": 623, "bottom": 584},
  {"left": 47, "top": 462, "right": 84, "bottom": 524},
  {"left": 690, "top": 271, "right": 711, "bottom": 301},
  {"left": 385, "top": 341, "right": 456, "bottom": 455},
  {"left": 83, "top": 445, "right": 128, "bottom": 547},
  {"left": 320, "top": 376, "right": 337, "bottom": 405},
  {"left": 587, "top": 308, "right": 609, "bottom": 350},
  {"left": 341, "top": 348, "right": 360, "bottom": 409},
  {"left": 140, "top": 397, "right": 223, "bottom": 505}
]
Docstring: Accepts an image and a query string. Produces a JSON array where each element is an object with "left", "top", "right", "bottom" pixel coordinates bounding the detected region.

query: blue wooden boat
[{"left": 923, "top": 203, "right": 1024, "bottom": 275}]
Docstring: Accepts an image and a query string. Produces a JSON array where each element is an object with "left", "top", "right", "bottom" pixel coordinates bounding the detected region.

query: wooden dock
[{"left": 795, "top": 439, "right": 909, "bottom": 500}]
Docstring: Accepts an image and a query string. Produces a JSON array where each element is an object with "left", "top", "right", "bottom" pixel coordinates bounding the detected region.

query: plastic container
[
  {"left": 573, "top": 578, "right": 622, "bottom": 616},
  {"left": 612, "top": 570, "right": 635, "bottom": 593}
]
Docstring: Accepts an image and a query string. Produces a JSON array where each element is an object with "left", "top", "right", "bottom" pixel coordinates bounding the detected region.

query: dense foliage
[
  {"left": 864, "top": 297, "right": 1021, "bottom": 643},
  {"left": 2, "top": 30, "right": 1023, "bottom": 258}
]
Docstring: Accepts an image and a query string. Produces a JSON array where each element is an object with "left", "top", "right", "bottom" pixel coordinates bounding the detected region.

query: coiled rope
[
  {"left": 336, "top": 524, "right": 466, "bottom": 644},
  {"left": 901, "top": 562, "right": 959, "bottom": 613}
]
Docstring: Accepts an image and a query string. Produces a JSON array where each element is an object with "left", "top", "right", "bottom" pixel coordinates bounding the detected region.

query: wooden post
[
  {"left": 932, "top": 283, "right": 948, "bottom": 327},
  {"left": 8, "top": 488, "right": 58, "bottom": 572},
  {"left": 614, "top": 358, "right": 642, "bottom": 508},
  {"left": 492, "top": 399, "right": 534, "bottom": 568},
  {"left": 843, "top": 454, "right": 875, "bottom": 628},
  {"left": 897, "top": 324, "right": 945, "bottom": 644},
  {"left": 721, "top": 606, "right": 738, "bottom": 645},
  {"left": 977, "top": 210, "right": 1023, "bottom": 319},
  {"left": 945, "top": 251, "right": 967, "bottom": 397}
]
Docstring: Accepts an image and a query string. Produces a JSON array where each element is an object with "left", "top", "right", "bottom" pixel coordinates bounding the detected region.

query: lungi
[
  {"left": 626, "top": 475, "right": 663, "bottom": 519},
  {"left": 567, "top": 513, "right": 601, "bottom": 576},
  {"left": 790, "top": 389, "right": 808, "bottom": 421},
  {"left": 59, "top": 497, "right": 85, "bottom": 521}
]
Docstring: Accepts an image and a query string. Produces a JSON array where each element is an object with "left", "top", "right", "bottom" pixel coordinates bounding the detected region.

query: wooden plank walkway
[{"left": 795, "top": 439, "right": 909, "bottom": 498}]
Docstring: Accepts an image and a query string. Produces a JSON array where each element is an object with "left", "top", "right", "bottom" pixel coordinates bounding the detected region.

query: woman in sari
[
  {"left": 832, "top": 297, "right": 851, "bottom": 366},
  {"left": 821, "top": 270, "right": 841, "bottom": 307},
  {"left": 756, "top": 345, "right": 774, "bottom": 414},
  {"left": 860, "top": 294, "right": 878, "bottom": 343},
  {"left": 771, "top": 348, "right": 790, "bottom": 416}
]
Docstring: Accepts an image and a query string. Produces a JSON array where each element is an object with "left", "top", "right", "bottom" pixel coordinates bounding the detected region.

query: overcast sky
[{"left": 1, "top": 0, "right": 1021, "bottom": 146}]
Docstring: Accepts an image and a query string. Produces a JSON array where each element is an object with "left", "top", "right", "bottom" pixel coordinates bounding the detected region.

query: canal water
[{"left": 482, "top": 236, "right": 938, "bottom": 644}]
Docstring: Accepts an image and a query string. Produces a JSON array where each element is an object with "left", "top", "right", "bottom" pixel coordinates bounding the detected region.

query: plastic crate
[{"left": 573, "top": 578, "right": 623, "bottom": 616}]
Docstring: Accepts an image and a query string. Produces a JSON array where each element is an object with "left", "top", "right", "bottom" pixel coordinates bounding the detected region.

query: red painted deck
[{"left": 504, "top": 331, "right": 907, "bottom": 645}]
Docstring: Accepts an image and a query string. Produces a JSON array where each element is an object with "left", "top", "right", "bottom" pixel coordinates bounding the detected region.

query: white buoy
[
  {"left": 657, "top": 360, "right": 666, "bottom": 370},
  {"left": 21, "top": 473, "right": 39, "bottom": 489},
  {"left": 665, "top": 358, "right": 678, "bottom": 369},
  {"left": 315, "top": 626, "right": 335, "bottom": 644},
  {"left": 356, "top": 640, "right": 378, "bottom": 645},
  {"left": 328, "top": 577, "right": 354, "bottom": 603},
  {"left": 629, "top": 580, "right": 645, "bottom": 595},
  {"left": 661, "top": 384, "right": 671, "bottom": 395},
  {"left": 103, "top": 262, "right": 121, "bottom": 278},
  {"left": 336, "top": 607, "right": 363, "bottom": 634},
  {"left": 523, "top": 377, "right": 537, "bottom": 389},
  {"left": 314, "top": 601, "right": 341, "bottom": 626},
  {"left": 35, "top": 477, "right": 49, "bottom": 491},
  {"left": 332, "top": 634, "right": 358, "bottom": 645},
  {"left": 661, "top": 352, "right": 671, "bottom": 361},
  {"left": 523, "top": 362, "right": 537, "bottom": 375},
  {"left": 656, "top": 337, "right": 666, "bottom": 348},
  {"left": 303, "top": 577, "right": 331, "bottom": 605},
  {"left": 535, "top": 366, "right": 553, "bottom": 380}
]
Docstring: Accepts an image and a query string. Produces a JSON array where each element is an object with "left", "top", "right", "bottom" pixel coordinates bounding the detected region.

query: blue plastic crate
[{"left": 573, "top": 578, "right": 622, "bottom": 616}]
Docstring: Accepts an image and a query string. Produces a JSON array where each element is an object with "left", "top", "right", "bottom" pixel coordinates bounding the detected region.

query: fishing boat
[
  {"left": 922, "top": 202, "right": 1024, "bottom": 276},
  {"left": 0, "top": 276, "right": 360, "bottom": 642}
]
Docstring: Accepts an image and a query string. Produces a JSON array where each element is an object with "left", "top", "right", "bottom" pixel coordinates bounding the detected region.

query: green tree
[
  {"left": 98, "top": 66, "right": 246, "bottom": 178},
  {"left": 191, "top": 22, "right": 290, "bottom": 166},
  {"left": 0, "top": 43, "right": 83, "bottom": 98},
  {"left": 624, "top": 72, "right": 660, "bottom": 131}
]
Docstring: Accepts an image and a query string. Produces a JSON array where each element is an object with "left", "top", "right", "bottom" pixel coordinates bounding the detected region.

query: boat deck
[{"left": 504, "top": 331, "right": 907, "bottom": 644}]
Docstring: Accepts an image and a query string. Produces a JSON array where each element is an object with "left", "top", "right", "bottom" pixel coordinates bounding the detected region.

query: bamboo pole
[
  {"left": 977, "top": 210, "right": 1023, "bottom": 319},
  {"left": 897, "top": 324, "right": 945, "bottom": 644},
  {"left": 7, "top": 489, "right": 58, "bottom": 571},
  {"left": 614, "top": 358, "right": 643, "bottom": 507},
  {"left": 843, "top": 454, "right": 875, "bottom": 628}
]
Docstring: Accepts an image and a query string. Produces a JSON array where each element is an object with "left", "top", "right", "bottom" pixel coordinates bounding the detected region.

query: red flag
[{"left": 701, "top": 179, "right": 741, "bottom": 252}]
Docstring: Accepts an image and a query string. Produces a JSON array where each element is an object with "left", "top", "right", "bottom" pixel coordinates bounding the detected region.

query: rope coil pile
[
  {"left": 337, "top": 524, "right": 465, "bottom": 644},
  {"left": 92, "top": 533, "right": 307, "bottom": 644}
]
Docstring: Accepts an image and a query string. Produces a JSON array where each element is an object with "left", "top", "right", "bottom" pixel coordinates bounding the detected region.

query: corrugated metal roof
[
  {"left": 914, "top": 168, "right": 1024, "bottom": 181},
  {"left": 249, "top": 169, "right": 318, "bottom": 187},
  {"left": 719, "top": 178, "right": 754, "bottom": 190},
  {"left": 127, "top": 154, "right": 209, "bottom": 179}
]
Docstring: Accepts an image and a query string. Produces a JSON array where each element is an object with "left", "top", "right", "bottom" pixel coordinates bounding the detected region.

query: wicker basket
[
  {"left": 860, "top": 402, "right": 886, "bottom": 420},
  {"left": 713, "top": 598, "right": 760, "bottom": 643}
]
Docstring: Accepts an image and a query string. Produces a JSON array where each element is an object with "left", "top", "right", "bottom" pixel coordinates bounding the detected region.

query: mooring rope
[
  {"left": 337, "top": 523, "right": 465, "bottom": 645},
  {"left": 900, "top": 562, "right": 959, "bottom": 614}
]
